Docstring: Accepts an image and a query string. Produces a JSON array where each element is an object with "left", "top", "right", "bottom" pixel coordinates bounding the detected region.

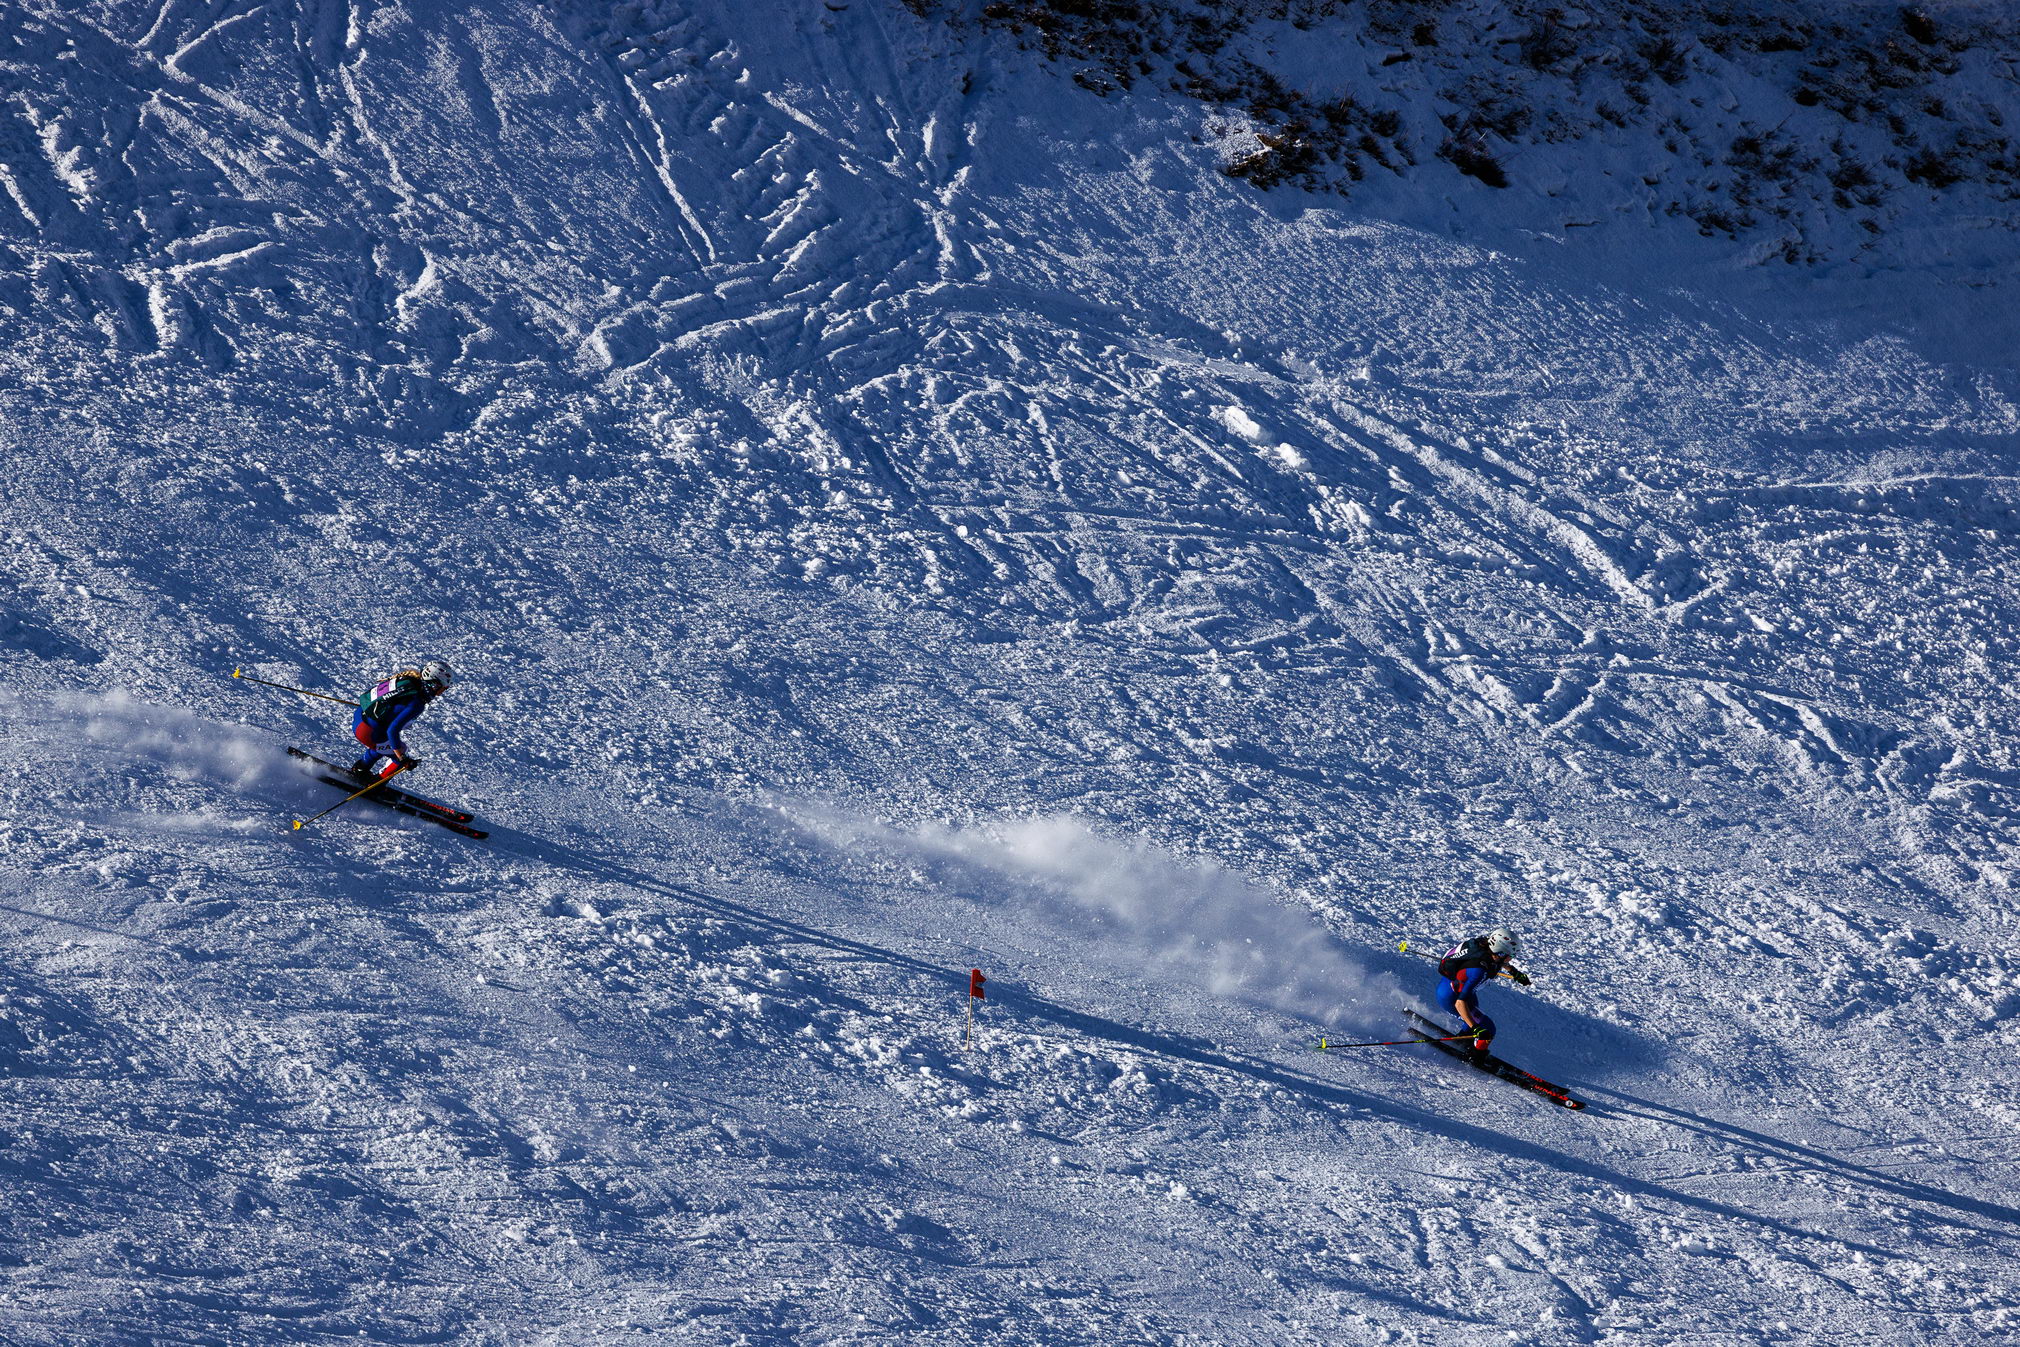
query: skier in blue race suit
[
  {"left": 1435, "top": 928, "right": 1530, "bottom": 1062},
  {"left": 351, "top": 660, "right": 452, "bottom": 781}
]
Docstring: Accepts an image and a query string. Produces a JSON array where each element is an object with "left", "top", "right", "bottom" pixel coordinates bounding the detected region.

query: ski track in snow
[{"left": 1, "top": 1, "right": 2019, "bottom": 1343}]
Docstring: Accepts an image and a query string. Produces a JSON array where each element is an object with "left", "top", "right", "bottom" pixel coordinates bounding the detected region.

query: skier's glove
[
  {"left": 1508, "top": 968, "right": 1532, "bottom": 987},
  {"left": 396, "top": 757, "right": 421, "bottom": 773}
]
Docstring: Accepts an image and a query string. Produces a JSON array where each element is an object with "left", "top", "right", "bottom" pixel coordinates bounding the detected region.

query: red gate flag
[{"left": 969, "top": 969, "right": 986, "bottom": 1000}]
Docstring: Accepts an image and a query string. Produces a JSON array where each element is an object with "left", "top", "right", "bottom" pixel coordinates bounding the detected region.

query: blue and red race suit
[
  {"left": 1434, "top": 938, "right": 1503, "bottom": 1048},
  {"left": 1434, "top": 963, "right": 1496, "bottom": 1048},
  {"left": 352, "top": 674, "right": 434, "bottom": 777}
]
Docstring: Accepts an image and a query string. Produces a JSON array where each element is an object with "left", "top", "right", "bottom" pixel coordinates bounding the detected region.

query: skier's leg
[
  {"left": 1466, "top": 1011, "right": 1496, "bottom": 1059},
  {"left": 352, "top": 720, "right": 389, "bottom": 776},
  {"left": 1435, "top": 982, "right": 1461, "bottom": 1018}
]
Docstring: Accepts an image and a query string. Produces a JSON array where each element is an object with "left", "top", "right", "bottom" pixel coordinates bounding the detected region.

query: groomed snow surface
[{"left": 2, "top": 1, "right": 2018, "bottom": 1343}]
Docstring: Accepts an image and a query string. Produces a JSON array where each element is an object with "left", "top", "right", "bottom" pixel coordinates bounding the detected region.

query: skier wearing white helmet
[
  {"left": 1434, "top": 928, "right": 1532, "bottom": 1064},
  {"left": 349, "top": 659, "right": 454, "bottom": 781}
]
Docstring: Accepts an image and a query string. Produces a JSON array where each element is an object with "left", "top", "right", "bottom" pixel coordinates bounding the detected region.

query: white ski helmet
[
  {"left": 1486, "top": 927, "right": 1521, "bottom": 958},
  {"left": 420, "top": 659, "right": 453, "bottom": 692}
]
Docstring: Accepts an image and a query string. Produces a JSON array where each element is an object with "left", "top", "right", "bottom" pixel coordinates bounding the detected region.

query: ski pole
[
  {"left": 233, "top": 668, "right": 354, "bottom": 705},
  {"left": 292, "top": 766, "right": 405, "bottom": 831},
  {"left": 1315, "top": 1028, "right": 1482, "bottom": 1051}
]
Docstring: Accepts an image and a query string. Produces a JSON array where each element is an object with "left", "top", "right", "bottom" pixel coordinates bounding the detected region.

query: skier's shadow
[
  {"left": 1580, "top": 1085, "right": 2020, "bottom": 1231},
  {"left": 0, "top": 899, "right": 197, "bottom": 961},
  {"left": 1364, "top": 945, "right": 1666, "bottom": 1077},
  {"left": 498, "top": 827, "right": 2020, "bottom": 1243},
  {"left": 489, "top": 827, "right": 962, "bottom": 985}
]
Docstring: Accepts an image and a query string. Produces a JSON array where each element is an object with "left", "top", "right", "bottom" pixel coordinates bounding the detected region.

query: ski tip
[{"left": 291, "top": 819, "right": 303, "bottom": 830}]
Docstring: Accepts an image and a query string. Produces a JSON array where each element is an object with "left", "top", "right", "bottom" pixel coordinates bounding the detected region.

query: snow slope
[{"left": 2, "top": 1, "right": 2019, "bottom": 1343}]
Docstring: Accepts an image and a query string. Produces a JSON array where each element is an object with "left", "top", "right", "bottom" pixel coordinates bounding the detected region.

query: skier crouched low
[
  {"left": 350, "top": 660, "right": 452, "bottom": 781},
  {"left": 1435, "top": 928, "right": 1530, "bottom": 1065}
]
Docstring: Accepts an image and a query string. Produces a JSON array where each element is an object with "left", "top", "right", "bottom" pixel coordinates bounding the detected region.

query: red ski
[
  {"left": 1406, "top": 1009, "right": 1586, "bottom": 1110},
  {"left": 286, "top": 747, "right": 488, "bottom": 839}
]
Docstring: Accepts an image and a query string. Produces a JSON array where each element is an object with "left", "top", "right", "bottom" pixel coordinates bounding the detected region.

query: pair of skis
[
  {"left": 1404, "top": 1008, "right": 1586, "bottom": 1110},
  {"left": 286, "top": 747, "right": 488, "bottom": 839}
]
